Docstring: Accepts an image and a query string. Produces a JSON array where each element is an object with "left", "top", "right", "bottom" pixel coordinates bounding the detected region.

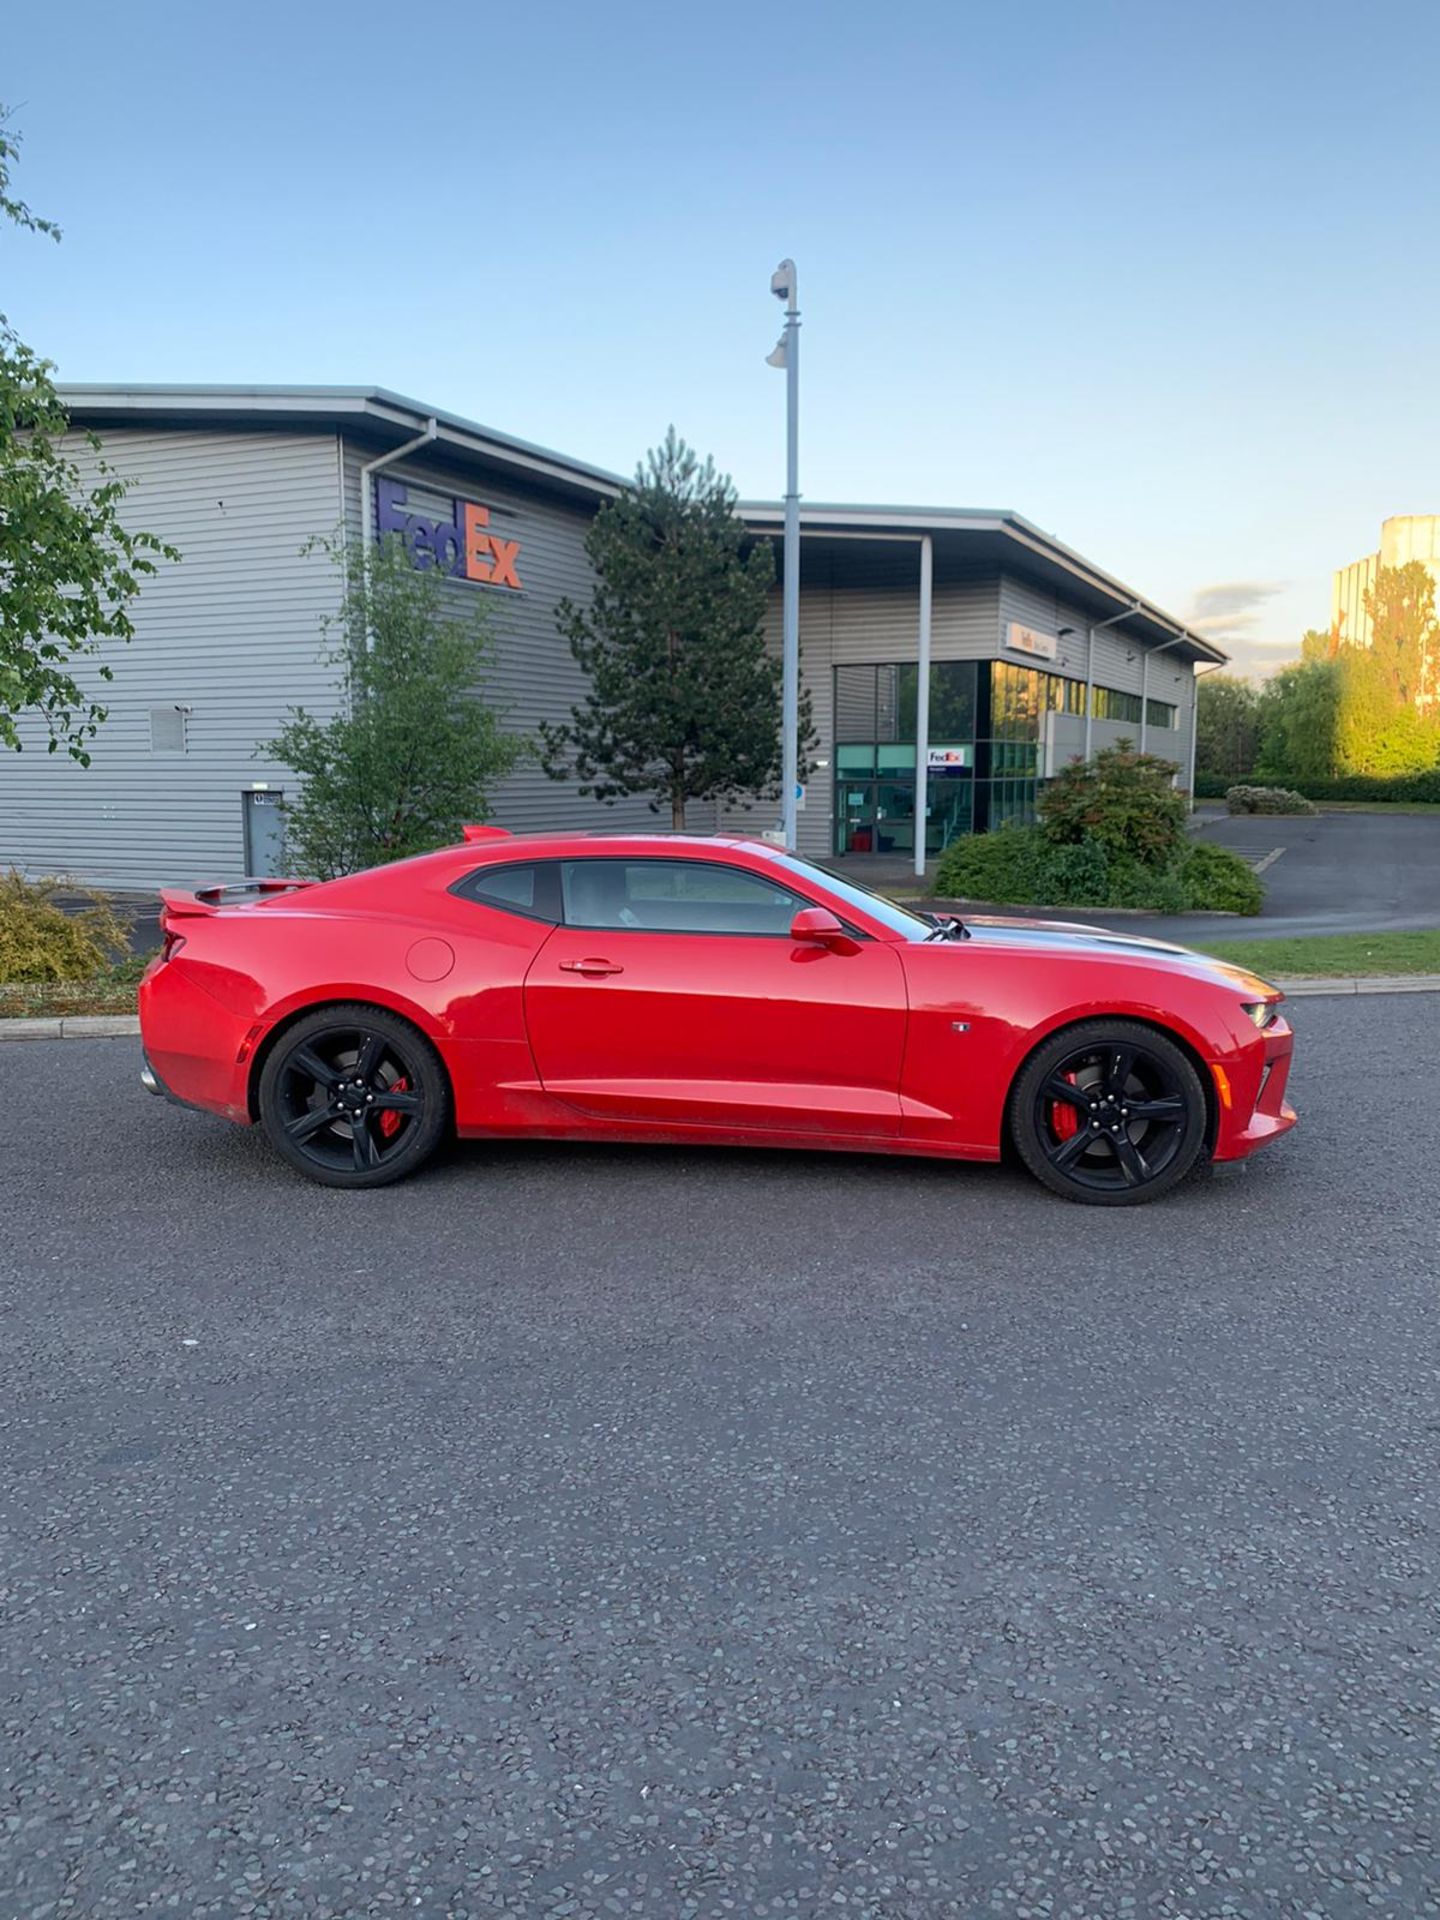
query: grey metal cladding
[
  {"left": 340, "top": 441, "right": 716, "bottom": 835},
  {"left": 0, "top": 428, "right": 345, "bottom": 890}
]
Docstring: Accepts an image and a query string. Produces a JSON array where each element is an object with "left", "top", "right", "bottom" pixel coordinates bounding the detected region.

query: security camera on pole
[{"left": 766, "top": 259, "right": 800, "bottom": 852}]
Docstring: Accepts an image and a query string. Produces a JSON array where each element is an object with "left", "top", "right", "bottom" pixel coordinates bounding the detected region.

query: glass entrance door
[{"left": 836, "top": 779, "right": 916, "bottom": 856}]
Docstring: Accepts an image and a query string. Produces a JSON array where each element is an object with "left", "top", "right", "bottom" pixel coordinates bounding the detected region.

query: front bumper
[{"left": 1211, "top": 1014, "right": 1297, "bottom": 1161}]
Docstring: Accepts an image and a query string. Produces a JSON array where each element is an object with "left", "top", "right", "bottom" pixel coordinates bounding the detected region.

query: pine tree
[{"left": 540, "top": 428, "right": 811, "bottom": 830}]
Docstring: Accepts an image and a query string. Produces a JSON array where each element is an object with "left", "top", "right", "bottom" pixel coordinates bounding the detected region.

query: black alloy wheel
[
  {"left": 257, "top": 1004, "right": 449, "bottom": 1188},
  {"left": 1009, "top": 1019, "right": 1209, "bottom": 1206}
]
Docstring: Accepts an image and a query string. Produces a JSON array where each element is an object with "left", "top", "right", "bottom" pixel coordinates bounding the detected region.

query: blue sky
[{"left": 7, "top": 0, "right": 1438, "bottom": 674}]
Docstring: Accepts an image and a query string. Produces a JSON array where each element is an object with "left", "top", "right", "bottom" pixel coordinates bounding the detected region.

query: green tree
[
  {"left": 264, "top": 535, "right": 524, "bottom": 879},
  {"left": 539, "top": 428, "right": 811, "bottom": 829},
  {"left": 0, "top": 109, "right": 177, "bottom": 763},
  {"left": 1039, "top": 739, "right": 1186, "bottom": 866},
  {"left": 1256, "top": 660, "right": 1341, "bottom": 782},
  {"left": 1363, "top": 560, "right": 1440, "bottom": 709},
  {"left": 1195, "top": 674, "right": 1262, "bottom": 777},
  {"left": 1334, "top": 646, "right": 1439, "bottom": 776}
]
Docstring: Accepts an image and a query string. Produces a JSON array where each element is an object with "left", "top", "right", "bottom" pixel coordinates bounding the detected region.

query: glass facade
[{"left": 832, "top": 659, "right": 1164, "bottom": 854}]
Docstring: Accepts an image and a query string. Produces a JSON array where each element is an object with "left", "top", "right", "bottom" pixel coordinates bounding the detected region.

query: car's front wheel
[
  {"left": 1009, "top": 1020, "right": 1209, "bottom": 1206},
  {"left": 257, "top": 1004, "right": 449, "bottom": 1188}
]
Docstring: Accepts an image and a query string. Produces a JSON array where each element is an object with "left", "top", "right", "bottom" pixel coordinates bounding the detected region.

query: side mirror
[{"left": 790, "top": 906, "right": 853, "bottom": 951}]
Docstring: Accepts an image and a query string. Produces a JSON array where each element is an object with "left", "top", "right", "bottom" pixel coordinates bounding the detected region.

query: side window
[
  {"left": 454, "top": 861, "right": 560, "bottom": 923},
  {"left": 560, "top": 859, "right": 809, "bottom": 936}
]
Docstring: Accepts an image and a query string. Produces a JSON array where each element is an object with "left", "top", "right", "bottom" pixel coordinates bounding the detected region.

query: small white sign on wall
[{"left": 1005, "top": 621, "right": 1060, "bottom": 662}]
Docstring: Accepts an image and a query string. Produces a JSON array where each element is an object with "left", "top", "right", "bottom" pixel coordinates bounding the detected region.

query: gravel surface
[{"left": 2, "top": 1000, "right": 1438, "bottom": 1918}]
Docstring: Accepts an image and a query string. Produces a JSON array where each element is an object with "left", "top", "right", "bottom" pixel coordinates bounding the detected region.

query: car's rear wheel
[
  {"left": 1009, "top": 1020, "right": 1209, "bottom": 1206},
  {"left": 257, "top": 1005, "right": 449, "bottom": 1189}
]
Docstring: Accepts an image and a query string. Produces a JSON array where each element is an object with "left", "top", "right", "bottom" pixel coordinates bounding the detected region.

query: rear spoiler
[{"left": 159, "top": 877, "right": 316, "bottom": 919}]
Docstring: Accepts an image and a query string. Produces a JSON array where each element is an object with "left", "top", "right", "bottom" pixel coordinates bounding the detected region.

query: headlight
[{"left": 1242, "top": 1000, "right": 1279, "bottom": 1030}]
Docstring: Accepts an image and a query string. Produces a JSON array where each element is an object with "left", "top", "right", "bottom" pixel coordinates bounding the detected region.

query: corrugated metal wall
[
  {"left": 0, "top": 421, "right": 1200, "bottom": 891},
  {"left": 0, "top": 429, "right": 345, "bottom": 890},
  {"left": 339, "top": 442, "right": 716, "bottom": 836}
]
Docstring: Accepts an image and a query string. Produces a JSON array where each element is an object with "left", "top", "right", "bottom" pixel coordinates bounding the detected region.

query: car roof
[{"left": 446, "top": 830, "right": 792, "bottom": 865}]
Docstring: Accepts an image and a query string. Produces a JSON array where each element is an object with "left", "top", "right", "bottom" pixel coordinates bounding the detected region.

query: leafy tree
[
  {"left": 264, "top": 535, "right": 524, "bottom": 879},
  {"left": 0, "top": 108, "right": 177, "bottom": 763},
  {"left": 1334, "top": 646, "right": 1439, "bottom": 776},
  {"left": 1256, "top": 660, "right": 1341, "bottom": 783},
  {"left": 539, "top": 428, "right": 812, "bottom": 830},
  {"left": 1362, "top": 560, "right": 1440, "bottom": 710},
  {"left": 1195, "top": 674, "right": 1262, "bottom": 777},
  {"left": 1039, "top": 739, "right": 1186, "bottom": 867}
]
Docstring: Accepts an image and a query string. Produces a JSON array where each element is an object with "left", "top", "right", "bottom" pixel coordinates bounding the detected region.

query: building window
[
  {"left": 1146, "top": 697, "right": 1178, "bottom": 730},
  {"left": 1092, "top": 687, "right": 1143, "bottom": 725}
]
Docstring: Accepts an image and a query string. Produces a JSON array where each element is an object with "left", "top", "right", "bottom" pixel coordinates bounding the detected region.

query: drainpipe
[
  {"left": 912, "top": 534, "right": 934, "bottom": 880},
  {"left": 1187, "top": 660, "right": 1226, "bottom": 808},
  {"left": 1084, "top": 602, "right": 1141, "bottom": 760},
  {"left": 358, "top": 416, "right": 439, "bottom": 643},
  {"left": 1140, "top": 631, "right": 1187, "bottom": 753}
]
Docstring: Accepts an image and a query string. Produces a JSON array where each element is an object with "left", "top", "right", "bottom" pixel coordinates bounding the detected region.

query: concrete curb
[
  {"left": 1272, "top": 974, "right": 1440, "bottom": 997},
  {"left": 0, "top": 1014, "right": 141, "bottom": 1041}
]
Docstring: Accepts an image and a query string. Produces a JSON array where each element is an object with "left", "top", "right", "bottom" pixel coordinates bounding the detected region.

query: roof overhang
[
  {"left": 739, "top": 502, "right": 1227, "bottom": 665},
  {"left": 55, "top": 383, "right": 627, "bottom": 510}
]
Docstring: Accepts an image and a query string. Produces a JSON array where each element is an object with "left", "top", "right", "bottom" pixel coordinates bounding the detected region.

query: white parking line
[{"left": 1252, "top": 846, "right": 1287, "bottom": 875}]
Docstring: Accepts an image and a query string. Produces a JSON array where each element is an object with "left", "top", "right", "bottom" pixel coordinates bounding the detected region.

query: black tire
[
  {"left": 257, "top": 1003, "right": 450, "bottom": 1189},
  {"left": 1008, "top": 1019, "right": 1209, "bottom": 1207}
]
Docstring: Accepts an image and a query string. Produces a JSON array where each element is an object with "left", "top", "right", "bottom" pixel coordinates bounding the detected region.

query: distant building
[{"left": 1332, "top": 515, "right": 1440, "bottom": 648}]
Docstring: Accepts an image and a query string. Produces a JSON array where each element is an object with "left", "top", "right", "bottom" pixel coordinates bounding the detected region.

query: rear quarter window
[{"left": 452, "top": 861, "right": 561, "bottom": 923}]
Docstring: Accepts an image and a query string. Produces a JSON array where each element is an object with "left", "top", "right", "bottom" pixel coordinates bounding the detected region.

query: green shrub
[
  {"left": 1039, "top": 740, "right": 1186, "bottom": 866},
  {"left": 933, "top": 824, "right": 1047, "bottom": 904},
  {"left": 1179, "top": 842, "right": 1263, "bottom": 915},
  {"left": 1040, "top": 838, "right": 1112, "bottom": 906},
  {"left": 932, "top": 827, "right": 1262, "bottom": 915},
  {"left": 0, "top": 871, "right": 131, "bottom": 982},
  {"left": 1225, "top": 784, "right": 1317, "bottom": 816},
  {"left": 1223, "top": 769, "right": 1440, "bottom": 803}
]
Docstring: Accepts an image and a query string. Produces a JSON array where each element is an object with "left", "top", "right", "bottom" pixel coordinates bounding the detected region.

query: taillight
[{"left": 160, "top": 930, "right": 187, "bottom": 964}]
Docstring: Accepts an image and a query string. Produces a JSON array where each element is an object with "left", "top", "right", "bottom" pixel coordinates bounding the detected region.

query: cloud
[{"left": 1188, "top": 580, "right": 1287, "bottom": 640}]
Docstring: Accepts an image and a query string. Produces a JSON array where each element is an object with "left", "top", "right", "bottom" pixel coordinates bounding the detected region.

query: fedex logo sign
[{"left": 375, "top": 477, "right": 523, "bottom": 591}]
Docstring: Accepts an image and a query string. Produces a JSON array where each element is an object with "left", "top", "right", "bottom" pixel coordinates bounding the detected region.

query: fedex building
[{"left": 0, "top": 386, "right": 1225, "bottom": 890}]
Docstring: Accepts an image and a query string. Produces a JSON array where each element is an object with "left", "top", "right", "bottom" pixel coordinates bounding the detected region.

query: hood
[{"left": 955, "top": 915, "right": 1280, "bottom": 996}]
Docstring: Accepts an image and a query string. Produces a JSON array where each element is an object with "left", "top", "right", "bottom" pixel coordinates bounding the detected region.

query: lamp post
[{"left": 766, "top": 259, "right": 800, "bottom": 850}]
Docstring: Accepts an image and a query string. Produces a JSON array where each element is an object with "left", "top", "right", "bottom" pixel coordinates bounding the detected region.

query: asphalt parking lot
[
  {"left": 1087, "top": 808, "right": 1440, "bottom": 945},
  {"left": 3, "top": 998, "right": 1439, "bottom": 1918}
]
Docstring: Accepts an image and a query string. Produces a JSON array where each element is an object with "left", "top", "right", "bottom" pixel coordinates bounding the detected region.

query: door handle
[{"left": 559, "top": 958, "right": 624, "bottom": 977}]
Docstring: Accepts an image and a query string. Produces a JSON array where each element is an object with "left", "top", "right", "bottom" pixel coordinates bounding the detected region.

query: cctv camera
[{"left": 771, "top": 259, "right": 795, "bottom": 303}]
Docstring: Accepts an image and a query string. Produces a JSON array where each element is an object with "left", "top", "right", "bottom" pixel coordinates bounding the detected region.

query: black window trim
[{"left": 450, "top": 858, "right": 564, "bottom": 924}]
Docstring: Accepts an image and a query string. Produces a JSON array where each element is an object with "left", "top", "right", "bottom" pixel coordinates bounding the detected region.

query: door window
[{"left": 560, "top": 859, "right": 809, "bottom": 936}]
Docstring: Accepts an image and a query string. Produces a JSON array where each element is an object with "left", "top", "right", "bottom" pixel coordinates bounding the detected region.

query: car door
[{"left": 523, "top": 855, "right": 908, "bottom": 1135}]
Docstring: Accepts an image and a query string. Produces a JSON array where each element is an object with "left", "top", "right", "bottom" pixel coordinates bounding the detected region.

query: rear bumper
[
  {"left": 138, "top": 961, "right": 255, "bottom": 1125},
  {"left": 1211, "top": 1016, "right": 1297, "bottom": 1161}
]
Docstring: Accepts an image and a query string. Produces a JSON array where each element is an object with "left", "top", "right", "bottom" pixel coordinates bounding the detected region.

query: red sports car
[{"left": 138, "top": 829, "right": 1296, "bottom": 1205}]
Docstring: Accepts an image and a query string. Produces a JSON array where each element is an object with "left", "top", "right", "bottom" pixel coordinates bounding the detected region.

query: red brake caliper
[
  {"left": 378, "top": 1075, "right": 408, "bottom": 1140},
  {"left": 1051, "top": 1071, "right": 1080, "bottom": 1141}
]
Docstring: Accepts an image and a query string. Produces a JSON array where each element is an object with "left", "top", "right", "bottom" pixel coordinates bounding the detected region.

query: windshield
[{"left": 769, "top": 851, "right": 934, "bottom": 940}]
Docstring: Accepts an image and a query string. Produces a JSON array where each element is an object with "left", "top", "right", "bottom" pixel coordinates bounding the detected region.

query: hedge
[
  {"left": 933, "top": 825, "right": 1262, "bottom": 915},
  {"left": 1194, "top": 768, "right": 1440, "bottom": 803}
]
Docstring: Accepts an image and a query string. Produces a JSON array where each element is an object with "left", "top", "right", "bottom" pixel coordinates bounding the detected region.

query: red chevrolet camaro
[{"left": 138, "top": 828, "right": 1296, "bottom": 1205}]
